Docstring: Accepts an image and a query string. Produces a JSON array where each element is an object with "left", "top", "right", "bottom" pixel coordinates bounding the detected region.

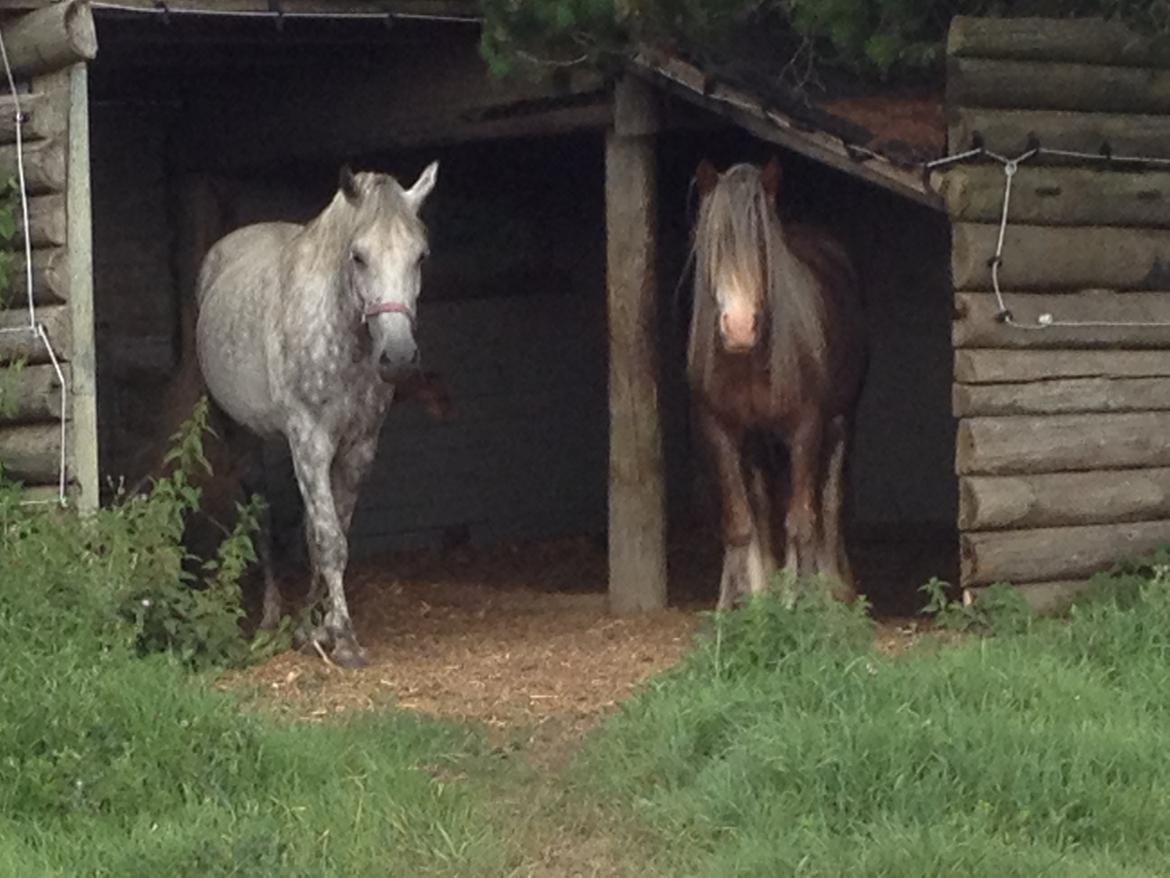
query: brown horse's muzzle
[{"left": 719, "top": 304, "right": 761, "bottom": 352}]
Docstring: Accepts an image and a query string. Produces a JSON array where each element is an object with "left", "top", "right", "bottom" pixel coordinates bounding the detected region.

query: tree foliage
[{"left": 480, "top": 0, "right": 1170, "bottom": 85}]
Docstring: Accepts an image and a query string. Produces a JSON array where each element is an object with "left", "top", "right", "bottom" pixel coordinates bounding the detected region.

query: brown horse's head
[{"left": 693, "top": 157, "right": 782, "bottom": 353}]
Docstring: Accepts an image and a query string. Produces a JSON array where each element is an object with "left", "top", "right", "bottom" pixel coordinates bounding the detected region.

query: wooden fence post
[{"left": 605, "top": 75, "right": 667, "bottom": 613}]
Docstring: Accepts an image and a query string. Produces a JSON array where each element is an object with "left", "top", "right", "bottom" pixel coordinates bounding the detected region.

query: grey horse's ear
[
  {"left": 404, "top": 160, "right": 439, "bottom": 211},
  {"left": 339, "top": 164, "right": 360, "bottom": 203}
]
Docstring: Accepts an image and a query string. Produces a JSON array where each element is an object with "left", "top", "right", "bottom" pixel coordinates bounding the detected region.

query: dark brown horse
[{"left": 688, "top": 157, "right": 867, "bottom": 609}]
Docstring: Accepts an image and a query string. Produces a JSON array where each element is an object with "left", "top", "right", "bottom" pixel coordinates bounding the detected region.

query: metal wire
[{"left": 936, "top": 142, "right": 1170, "bottom": 333}]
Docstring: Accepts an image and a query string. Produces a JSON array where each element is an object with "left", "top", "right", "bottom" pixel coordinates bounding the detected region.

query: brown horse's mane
[{"left": 688, "top": 163, "right": 852, "bottom": 408}]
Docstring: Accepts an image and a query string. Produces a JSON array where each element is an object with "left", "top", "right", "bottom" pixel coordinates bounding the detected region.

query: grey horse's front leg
[
  {"left": 288, "top": 425, "right": 366, "bottom": 668},
  {"left": 298, "top": 432, "right": 378, "bottom": 636}
]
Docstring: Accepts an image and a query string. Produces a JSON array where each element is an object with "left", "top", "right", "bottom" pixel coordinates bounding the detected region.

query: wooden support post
[
  {"left": 66, "top": 63, "right": 96, "bottom": 511},
  {"left": 605, "top": 75, "right": 667, "bottom": 614}
]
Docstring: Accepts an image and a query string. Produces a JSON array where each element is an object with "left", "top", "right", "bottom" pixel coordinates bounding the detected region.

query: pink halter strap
[{"left": 364, "top": 301, "right": 416, "bottom": 327}]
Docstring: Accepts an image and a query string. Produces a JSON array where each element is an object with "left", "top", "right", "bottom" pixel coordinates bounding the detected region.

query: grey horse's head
[{"left": 336, "top": 161, "right": 438, "bottom": 381}]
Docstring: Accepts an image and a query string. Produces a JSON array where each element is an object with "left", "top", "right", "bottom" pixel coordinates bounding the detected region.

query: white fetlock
[{"left": 746, "top": 534, "right": 768, "bottom": 596}]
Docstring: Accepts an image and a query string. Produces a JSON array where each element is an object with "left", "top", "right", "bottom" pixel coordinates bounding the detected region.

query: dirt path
[{"left": 222, "top": 538, "right": 939, "bottom": 875}]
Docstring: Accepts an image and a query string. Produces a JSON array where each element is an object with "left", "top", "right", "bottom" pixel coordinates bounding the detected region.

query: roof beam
[{"left": 630, "top": 50, "right": 943, "bottom": 211}]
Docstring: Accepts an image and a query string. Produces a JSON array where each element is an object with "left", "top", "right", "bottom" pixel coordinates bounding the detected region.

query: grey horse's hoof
[
  {"left": 293, "top": 622, "right": 330, "bottom": 654},
  {"left": 330, "top": 640, "right": 369, "bottom": 669}
]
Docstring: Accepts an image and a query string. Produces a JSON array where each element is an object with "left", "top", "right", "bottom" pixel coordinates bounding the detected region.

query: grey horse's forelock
[
  {"left": 688, "top": 164, "right": 828, "bottom": 399},
  {"left": 307, "top": 171, "right": 427, "bottom": 263}
]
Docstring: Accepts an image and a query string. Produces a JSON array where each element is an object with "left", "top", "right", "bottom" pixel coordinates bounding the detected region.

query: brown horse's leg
[
  {"left": 698, "top": 410, "right": 764, "bottom": 610},
  {"left": 748, "top": 442, "right": 776, "bottom": 587},
  {"left": 819, "top": 416, "right": 856, "bottom": 602},
  {"left": 783, "top": 414, "right": 823, "bottom": 586}
]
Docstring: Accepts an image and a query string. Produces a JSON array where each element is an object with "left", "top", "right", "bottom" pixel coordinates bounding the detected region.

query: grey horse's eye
[{"left": 350, "top": 247, "right": 368, "bottom": 268}]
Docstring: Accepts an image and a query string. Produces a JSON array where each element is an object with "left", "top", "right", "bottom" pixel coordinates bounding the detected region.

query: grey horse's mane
[{"left": 688, "top": 163, "right": 828, "bottom": 400}]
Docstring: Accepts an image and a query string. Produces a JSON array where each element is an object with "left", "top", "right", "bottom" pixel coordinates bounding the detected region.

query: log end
[{"left": 65, "top": 0, "right": 98, "bottom": 63}]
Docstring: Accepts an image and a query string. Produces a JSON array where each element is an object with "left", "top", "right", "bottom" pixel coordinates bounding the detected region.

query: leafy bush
[
  {"left": 920, "top": 576, "right": 1033, "bottom": 635},
  {"left": 0, "top": 397, "right": 271, "bottom": 669}
]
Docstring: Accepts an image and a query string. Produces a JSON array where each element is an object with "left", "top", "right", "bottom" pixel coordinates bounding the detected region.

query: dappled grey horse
[{"left": 195, "top": 162, "right": 439, "bottom": 667}]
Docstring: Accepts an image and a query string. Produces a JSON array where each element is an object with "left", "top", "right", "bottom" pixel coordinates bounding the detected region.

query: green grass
[
  {"left": 0, "top": 639, "right": 505, "bottom": 877},
  {"left": 11, "top": 416, "right": 1170, "bottom": 878},
  {"left": 572, "top": 569, "right": 1170, "bottom": 877}
]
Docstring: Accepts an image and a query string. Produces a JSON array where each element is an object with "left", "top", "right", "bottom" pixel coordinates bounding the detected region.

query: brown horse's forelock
[{"left": 688, "top": 164, "right": 828, "bottom": 403}]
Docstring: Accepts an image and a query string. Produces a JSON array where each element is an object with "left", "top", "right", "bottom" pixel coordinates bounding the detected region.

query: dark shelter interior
[{"left": 86, "top": 10, "right": 955, "bottom": 616}]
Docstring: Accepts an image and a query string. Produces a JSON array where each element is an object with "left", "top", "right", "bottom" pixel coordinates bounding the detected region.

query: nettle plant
[{"left": 0, "top": 398, "right": 280, "bottom": 670}]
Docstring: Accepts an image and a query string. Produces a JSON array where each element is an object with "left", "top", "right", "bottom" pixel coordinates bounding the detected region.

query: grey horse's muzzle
[{"left": 368, "top": 311, "right": 419, "bottom": 382}]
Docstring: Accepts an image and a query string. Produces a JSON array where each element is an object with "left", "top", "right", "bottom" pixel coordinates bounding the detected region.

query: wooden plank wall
[
  {"left": 348, "top": 294, "right": 607, "bottom": 558},
  {"left": 0, "top": 1, "right": 97, "bottom": 506},
  {"left": 940, "top": 16, "right": 1170, "bottom": 608}
]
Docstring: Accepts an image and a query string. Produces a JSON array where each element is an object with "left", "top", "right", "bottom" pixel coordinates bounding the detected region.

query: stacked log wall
[
  {"left": 941, "top": 16, "right": 1170, "bottom": 608},
  {"left": 0, "top": 0, "right": 96, "bottom": 505}
]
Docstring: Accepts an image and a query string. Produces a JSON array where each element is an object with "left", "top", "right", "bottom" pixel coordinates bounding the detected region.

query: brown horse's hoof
[{"left": 830, "top": 581, "right": 859, "bottom": 605}]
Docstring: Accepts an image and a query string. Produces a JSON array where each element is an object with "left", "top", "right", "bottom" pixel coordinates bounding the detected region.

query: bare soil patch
[{"left": 225, "top": 533, "right": 944, "bottom": 733}]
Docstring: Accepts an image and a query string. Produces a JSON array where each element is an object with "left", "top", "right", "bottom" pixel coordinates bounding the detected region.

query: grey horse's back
[
  {"left": 195, "top": 222, "right": 303, "bottom": 436},
  {"left": 196, "top": 223, "right": 301, "bottom": 308}
]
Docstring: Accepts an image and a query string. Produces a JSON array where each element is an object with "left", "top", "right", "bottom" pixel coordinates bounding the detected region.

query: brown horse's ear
[
  {"left": 761, "top": 157, "right": 782, "bottom": 201},
  {"left": 695, "top": 159, "right": 719, "bottom": 197},
  {"left": 339, "top": 164, "right": 360, "bottom": 203}
]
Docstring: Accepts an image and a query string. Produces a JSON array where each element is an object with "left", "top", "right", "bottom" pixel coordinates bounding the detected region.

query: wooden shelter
[{"left": 3, "top": 2, "right": 1162, "bottom": 613}]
